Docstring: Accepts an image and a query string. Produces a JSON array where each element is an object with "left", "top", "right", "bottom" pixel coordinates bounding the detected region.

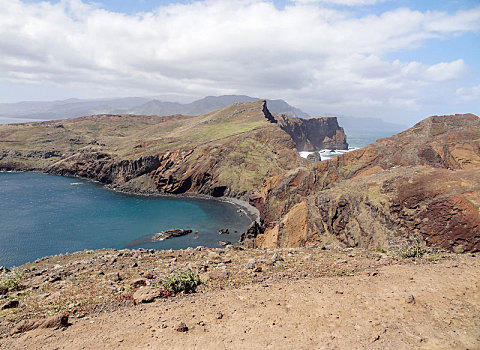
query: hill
[
  {"left": 0, "top": 101, "right": 345, "bottom": 198},
  {"left": 0, "top": 95, "right": 309, "bottom": 122}
]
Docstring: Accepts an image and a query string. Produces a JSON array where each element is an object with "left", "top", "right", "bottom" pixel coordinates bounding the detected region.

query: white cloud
[
  {"left": 293, "top": 0, "right": 384, "bottom": 5},
  {"left": 456, "top": 85, "right": 480, "bottom": 101},
  {"left": 0, "top": 0, "right": 479, "bottom": 122}
]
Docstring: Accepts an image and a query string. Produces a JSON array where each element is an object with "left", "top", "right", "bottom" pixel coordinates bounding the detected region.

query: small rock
[
  {"left": 130, "top": 278, "right": 147, "bottom": 288},
  {"left": 216, "top": 312, "right": 224, "bottom": 320},
  {"left": 131, "top": 262, "right": 138, "bottom": 268},
  {"left": 1, "top": 299, "right": 19, "bottom": 310},
  {"left": 271, "top": 253, "right": 284, "bottom": 263},
  {"left": 206, "top": 270, "right": 230, "bottom": 280},
  {"left": 0, "top": 266, "right": 10, "bottom": 274},
  {"left": 245, "top": 262, "right": 255, "bottom": 269},
  {"left": 98, "top": 270, "right": 105, "bottom": 276},
  {"left": 175, "top": 322, "right": 188, "bottom": 332},
  {"left": 218, "top": 228, "right": 230, "bottom": 235},
  {"left": 0, "top": 286, "right": 8, "bottom": 296},
  {"left": 107, "top": 272, "right": 122, "bottom": 282},
  {"left": 40, "top": 314, "right": 69, "bottom": 329},
  {"left": 254, "top": 266, "right": 263, "bottom": 273},
  {"left": 132, "top": 287, "right": 163, "bottom": 304},
  {"left": 406, "top": 295, "right": 415, "bottom": 304},
  {"left": 144, "top": 272, "right": 154, "bottom": 280},
  {"left": 218, "top": 241, "right": 231, "bottom": 246}
]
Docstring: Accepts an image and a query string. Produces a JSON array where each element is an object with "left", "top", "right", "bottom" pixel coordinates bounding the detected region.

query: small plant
[
  {"left": 0, "top": 270, "right": 23, "bottom": 291},
  {"left": 150, "top": 266, "right": 201, "bottom": 294},
  {"left": 388, "top": 236, "right": 427, "bottom": 258}
]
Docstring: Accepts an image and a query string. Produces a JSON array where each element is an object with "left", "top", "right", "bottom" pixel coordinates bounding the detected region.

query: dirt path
[{"left": 1, "top": 255, "right": 479, "bottom": 350}]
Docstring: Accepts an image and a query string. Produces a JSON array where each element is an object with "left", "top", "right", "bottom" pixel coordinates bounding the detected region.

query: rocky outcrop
[
  {"left": 273, "top": 114, "right": 348, "bottom": 151},
  {"left": 0, "top": 101, "right": 305, "bottom": 199},
  {"left": 251, "top": 113, "right": 480, "bottom": 252}
]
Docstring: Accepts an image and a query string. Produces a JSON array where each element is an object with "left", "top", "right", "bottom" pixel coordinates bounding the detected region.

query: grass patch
[{"left": 0, "top": 270, "right": 23, "bottom": 291}]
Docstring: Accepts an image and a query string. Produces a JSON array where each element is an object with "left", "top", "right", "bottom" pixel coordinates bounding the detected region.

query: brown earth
[{"left": 0, "top": 248, "right": 478, "bottom": 349}]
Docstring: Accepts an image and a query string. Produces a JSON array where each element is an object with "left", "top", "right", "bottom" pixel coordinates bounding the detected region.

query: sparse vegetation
[
  {"left": 388, "top": 236, "right": 427, "bottom": 258},
  {"left": 0, "top": 269, "right": 23, "bottom": 291},
  {"left": 151, "top": 266, "right": 201, "bottom": 294}
]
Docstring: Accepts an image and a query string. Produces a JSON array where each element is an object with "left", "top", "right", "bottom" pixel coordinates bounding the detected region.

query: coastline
[{"left": 0, "top": 169, "right": 260, "bottom": 242}]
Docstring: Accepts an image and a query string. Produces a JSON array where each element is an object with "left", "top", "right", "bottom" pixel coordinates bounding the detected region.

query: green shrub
[
  {"left": 151, "top": 266, "right": 200, "bottom": 294},
  {"left": 388, "top": 236, "right": 427, "bottom": 258},
  {"left": 0, "top": 270, "right": 23, "bottom": 291}
]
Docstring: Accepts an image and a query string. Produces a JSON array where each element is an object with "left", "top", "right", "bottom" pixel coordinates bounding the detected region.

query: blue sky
[{"left": 1, "top": 0, "right": 479, "bottom": 124}]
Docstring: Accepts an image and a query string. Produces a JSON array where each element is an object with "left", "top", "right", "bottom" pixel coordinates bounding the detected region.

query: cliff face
[
  {"left": 0, "top": 101, "right": 305, "bottom": 199},
  {"left": 273, "top": 114, "right": 348, "bottom": 151},
  {"left": 248, "top": 113, "right": 480, "bottom": 252}
]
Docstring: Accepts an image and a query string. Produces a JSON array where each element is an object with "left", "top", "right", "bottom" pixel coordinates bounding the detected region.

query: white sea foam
[{"left": 299, "top": 147, "right": 359, "bottom": 161}]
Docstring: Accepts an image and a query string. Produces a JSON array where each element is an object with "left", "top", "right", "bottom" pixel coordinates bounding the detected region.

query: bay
[{"left": 0, "top": 172, "right": 252, "bottom": 268}]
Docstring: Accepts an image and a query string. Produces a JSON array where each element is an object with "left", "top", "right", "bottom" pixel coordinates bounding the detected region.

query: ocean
[
  {"left": 299, "top": 131, "right": 397, "bottom": 160},
  {"left": 0, "top": 172, "right": 252, "bottom": 268}
]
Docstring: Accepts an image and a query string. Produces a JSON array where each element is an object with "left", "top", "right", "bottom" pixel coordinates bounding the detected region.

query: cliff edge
[{"left": 248, "top": 113, "right": 480, "bottom": 253}]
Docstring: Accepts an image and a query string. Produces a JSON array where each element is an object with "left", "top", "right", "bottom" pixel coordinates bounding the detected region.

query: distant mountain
[
  {"left": 0, "top": 95, "right": 310, "bottom": 122},
  {"left": 127, "top": 95, "right": 310, "bottom": 118},
  {"left": 337, "top": 116, "right": 407, "bottom": 134},
  {"left": 0, "top": 97, "right": 150, "bottom": 122}
]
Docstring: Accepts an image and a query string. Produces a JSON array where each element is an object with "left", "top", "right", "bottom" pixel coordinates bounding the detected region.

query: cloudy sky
[{"left": 0, "top": 0, "right": 479, "bottom": 124}]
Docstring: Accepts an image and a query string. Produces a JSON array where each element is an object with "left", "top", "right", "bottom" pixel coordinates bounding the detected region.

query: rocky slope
[
  {"left": 0, "top": 101, "right": 346, "bottom": 198},
  {"left": 248, "top": 114, "right": 480, "bottom": 252},
  {"left": 0, "top": 101, "right": 306, "bottom": 198}
]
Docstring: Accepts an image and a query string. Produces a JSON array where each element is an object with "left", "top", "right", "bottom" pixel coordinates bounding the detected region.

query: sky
[{"left": 0, "top": 0, "right": 479, "bottom": 124}]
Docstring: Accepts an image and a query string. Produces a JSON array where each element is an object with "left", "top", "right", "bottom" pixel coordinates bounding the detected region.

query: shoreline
[{"left": 0, "top": 170, "right": 260, "bottom": 249}]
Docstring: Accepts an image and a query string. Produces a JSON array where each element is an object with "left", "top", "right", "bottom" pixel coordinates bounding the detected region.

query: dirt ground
[{"left": 1, "top": 250, "right": 478, "bottom": 350}]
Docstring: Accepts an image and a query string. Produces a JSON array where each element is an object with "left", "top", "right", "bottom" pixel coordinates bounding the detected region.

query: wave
[{"left": 299, "top": 146, "right": 359, "bottom": 161}]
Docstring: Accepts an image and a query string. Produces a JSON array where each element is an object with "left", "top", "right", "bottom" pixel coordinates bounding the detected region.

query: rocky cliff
[
  {"left": 248, "top": 113, "right": 480, "bottom": 252},
  {"left": 273, "top": 114, "right": 348, "bottom": 151},
  {"left": 0, "top": 101, "right": 305, "bottom": 198}
]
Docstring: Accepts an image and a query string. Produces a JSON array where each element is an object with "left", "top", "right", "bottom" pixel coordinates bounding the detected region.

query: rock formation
[
  {"left": 273, "top": 114, "right": 348, "bottom": 151},
  {"left": 248, "top": 113, "right": 480, "bottom": 252}
]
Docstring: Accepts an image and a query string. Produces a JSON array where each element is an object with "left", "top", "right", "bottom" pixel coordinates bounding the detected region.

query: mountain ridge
[{"left": 0, "top": 95, "right": 310, "bottom": 122}]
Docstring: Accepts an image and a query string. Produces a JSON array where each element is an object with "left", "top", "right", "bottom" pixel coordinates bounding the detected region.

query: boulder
[
  {"left": 130, "top": 278, "right": 147, "bottom": 288},
  {"left": 1, "top": 299, "right": 19, "bottom": 310},
  {"left": 40, "top": 314, "right": 69, "bottom": 329},
  {"left": 175, "top": 322, "right": 188, "bottom": 332},
  {"left": 132, "top": 287, "right": 163, "bottom": 304},
  {"left": 10, "top": 314, "right": 69, "bottom": 335},
  {"left": 153, "top": 229, "right": 192, "bottom": 241}
]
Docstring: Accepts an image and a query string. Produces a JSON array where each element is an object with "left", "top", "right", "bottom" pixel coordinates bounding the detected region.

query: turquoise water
[
  {"left": 346, "top": 131, "right": 397, "bottom": 149},
  {"left": 0, "top": 172, "right": 252, "bottom": 268}
]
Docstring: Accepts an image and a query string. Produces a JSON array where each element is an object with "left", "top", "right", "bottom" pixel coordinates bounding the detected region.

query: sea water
[
  {"left": 299, "top": 131, "right": 397, "bottom": 161},
  {"left": 0, "top": 172, "right": 252, "bottom": 268}
]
